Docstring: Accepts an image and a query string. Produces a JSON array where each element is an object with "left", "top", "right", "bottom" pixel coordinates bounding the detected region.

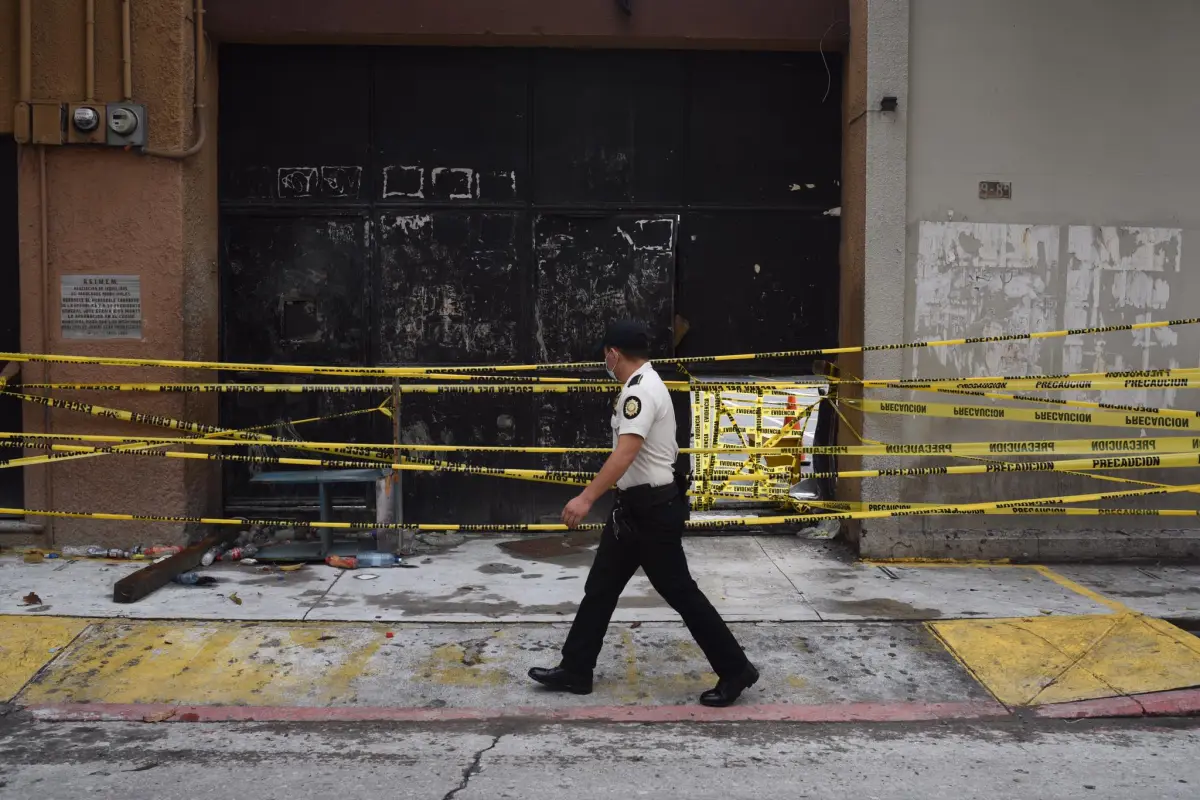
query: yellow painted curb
[
  {"left": 0, "top": 615, "right": 92, "bottom": 702},
  {"left": 19, "top": 620, "right": 385, "bottom": 707},
  {"left": 930, "top": 613, "right": 1200, "bottom": 706}
]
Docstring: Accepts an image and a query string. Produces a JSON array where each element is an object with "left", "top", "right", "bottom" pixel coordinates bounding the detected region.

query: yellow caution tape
[
  {"left": 858, "top": 367, "right": 1200, "bottom": 390},
  {"left": 7, "top": 477, "right": 1200, "bottom": 532},
  {"left": 4, "top": 316, "right": 1197, "bottom": 376},
  {"left": 0, "top": 430, "right": 830, "bottom": 456},
  {"left": 804, "top": 451, "right": 1200, "bottom": 480},
  {"left": 796, "top": 437, "right": 1200, "bottom": 457},
  {"left": 0, "top": 437, "right": 769, "bottom": 489},
  {"left": 805, "top": 501, "right": 1200, "bottom": 517},
  {"left": 0, "top": 439, "right": 597, "bottom": 484},
  {"left": 17, "top": 380, "right": 825, "bottom": 395},
  {"left": 920, "top": 386, "right": 1198, "bottom": 420},
  {"left": 24, "top": 435, "right": 1193, "bottom": 484},
  {"left": 2, "top": 391, "right": 391, "bottom": 466},
  {"left": 907, "top": 376, "right": 1200, "bottom": 392},
  {"left": 848, "top": 398, "right": 1200, "bottom": 431}
]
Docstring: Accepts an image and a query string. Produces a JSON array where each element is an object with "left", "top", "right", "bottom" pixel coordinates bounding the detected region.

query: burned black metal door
[{"left": 218, "top": 46, "right": 840, "bottom": 523}]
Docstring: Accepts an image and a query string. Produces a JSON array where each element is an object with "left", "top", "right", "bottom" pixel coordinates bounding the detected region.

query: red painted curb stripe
[
  {"left": 1034, "top": 687, "right": 1200, "bottom": 720},
  {"left": 1135, "top": 687, "right": 1200, "bottom": 717},
  {"left": 22, "top": 699, "right": 1010, "bottom": 725},
  {"left": 1033, "top": 696, "right": 1144, "bottom": 720}
]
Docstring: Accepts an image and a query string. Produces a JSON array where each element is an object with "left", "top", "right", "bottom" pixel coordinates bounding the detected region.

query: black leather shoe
[
  {"left": 528, "top": 666, "right": 593, "bottom": 695},
  {"left": 700, "top": 663, "right": 759, "bottom": 707}
]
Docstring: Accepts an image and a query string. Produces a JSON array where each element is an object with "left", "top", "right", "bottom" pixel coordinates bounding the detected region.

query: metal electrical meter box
[
  {"left": 105, "top": 103, "right": 147, "bottom": 147},
  {"left": 68, "top": 103, "right": 106, "bottom": 144}
]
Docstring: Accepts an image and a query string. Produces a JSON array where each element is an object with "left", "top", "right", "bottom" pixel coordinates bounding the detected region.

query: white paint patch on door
[
  {"left": 382, "top": 165, "right": 425, "bottom": 199},
  {"left": 431, "top": 167, "right": 478, "bottom": 200}
]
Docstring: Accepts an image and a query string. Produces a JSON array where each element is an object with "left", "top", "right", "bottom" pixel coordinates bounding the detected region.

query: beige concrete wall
[
  {"left": 10, "top": 0, "right": 218, "bottom": 547},
  {"left": 860, "top": 0, "right": 1200, "bottom": 559}
]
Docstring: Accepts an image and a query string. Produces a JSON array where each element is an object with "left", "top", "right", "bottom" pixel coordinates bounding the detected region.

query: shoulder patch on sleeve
[
  {"left": 628, "top": 374, "right": 643, "bottom": 387},
  {"left": 622, "top": 395, "right": 643, "bottom": 420}
]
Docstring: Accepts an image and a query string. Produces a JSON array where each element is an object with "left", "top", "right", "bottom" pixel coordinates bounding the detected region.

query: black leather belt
[{"left": 617, "top": 482, "right": 678, "bottom": 507}]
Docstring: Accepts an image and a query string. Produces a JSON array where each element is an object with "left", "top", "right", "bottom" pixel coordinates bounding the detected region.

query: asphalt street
[{"left": 1, "top": 713, "right": 1197, "bottom": 800}]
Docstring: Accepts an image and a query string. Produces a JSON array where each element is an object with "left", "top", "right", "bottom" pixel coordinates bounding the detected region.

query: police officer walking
[{"left": 529, "top": 321, "right": 759, "bottom": 707}]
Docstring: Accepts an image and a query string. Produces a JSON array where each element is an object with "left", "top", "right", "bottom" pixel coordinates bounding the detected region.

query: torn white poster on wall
[
  {"left": 1064, "top": 226, "right": 1184, "bottom": 408},
  {"left": 914, "top": 221, "right": 1187, "bottom": 411},
  {"left": 913, "top": 221, "right": 1058, "bottom": 379}
]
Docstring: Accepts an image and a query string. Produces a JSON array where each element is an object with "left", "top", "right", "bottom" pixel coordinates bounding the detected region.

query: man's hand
[
  {"left": 561, "top": 494, "right": 594, "bottom": 530},
  {"left": 561, "top": 433, "right": 643, "bottom": 530}
]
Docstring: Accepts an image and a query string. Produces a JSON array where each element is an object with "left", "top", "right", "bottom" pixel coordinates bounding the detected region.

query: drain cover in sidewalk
[{"left": 930, "top": 613, "right": 1200, "bottom": 706}]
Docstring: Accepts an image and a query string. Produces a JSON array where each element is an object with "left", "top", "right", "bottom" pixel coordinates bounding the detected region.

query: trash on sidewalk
[
  {"left": 354, "top": 573, "right": 379, "bottom": 581},
  {"left": 220, "top": 546, "right": 258, "bottom": 562},
  {"left": 23, "top": 552, "right": 44, "bottom": 564},
  {"left": 113, "top": 527, "right": 241, "bottom": 604},
  {"left": 799, "top": 518, "right": 842, "bottom": 540},
  {"left": 142, "top": 545, "right": 183, "bottom": 558},
  {"left": 62, "top": 544, "right": 184, "bottom": 560},
  {"left": 278, "top": 563, "right": 304, "bottom": 572},
  {"left": 141, "top": 709, "right": 177, "bottom": 723},
  {"left": 324, "top": 552, "right": 411, "bottom": 570},
  {"left": 22, "top": 592, "right": 42, "bottom": 605},
  {"left": 172, "top": 572, "right": 219, "bottom": 586},
  {"left": 228, "top": 592, "right": 243, "bottom": 605},
  {"left": 357, "top": 552, "right": 406, "bottom": 568}
]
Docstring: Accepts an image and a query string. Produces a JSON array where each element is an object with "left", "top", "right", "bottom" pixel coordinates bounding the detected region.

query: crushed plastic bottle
[
  {"left": 142, "top": 545, "right": 183, "bottom": 558},
  {"left": 173, "top": 572, "right": 218, "bottom": 586},
  {"left": 59, "top": 546, "right": 131, "bottom": 559},
  {"left": 61, "top": 545, "right": 105, "bottom": 558},
  {"left": 219, "top": 545, "right": 258, "bottom": 562},
  {"left": 356, "top": 552, "right": 402, "bottom": 568}
]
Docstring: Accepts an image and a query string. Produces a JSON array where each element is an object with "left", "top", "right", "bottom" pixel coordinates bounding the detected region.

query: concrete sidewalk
[
  {"left": 2, "top": 535, "right": 1200, "bottom": 723},
  {"left": 8, "top": 535, "right": 1194, "bottom": 623}
]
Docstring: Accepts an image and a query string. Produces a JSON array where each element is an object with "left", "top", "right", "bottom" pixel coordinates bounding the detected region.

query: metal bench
[{"left": 249, "top": 468, "right": 394, "bottom": 559}]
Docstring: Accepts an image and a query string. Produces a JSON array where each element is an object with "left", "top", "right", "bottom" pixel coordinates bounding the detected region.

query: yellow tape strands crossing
[
  {"left": 4, "top": 316, "right": 1197, "bottom": 376},
  {"left": 848, "top": 398, "right": 1200, "bottom": 431},
  {"left": 9, "top": 479, "right": 1200, "bottom": 533},
  {"left": 0, "top": 430, "right": 846, "bottom": 457},
  {"left": 837, "top": 362, "right": 1200, "bottom": 499},
  {"left": 2, "top": 391, "right": 392, "bottom": 466},
  {"left": 0, "top": 437, "right": 786, "bottom": 487},
  {"left": 0, "top": 440, "right": 597, "bottom": 485},
  {"left": 17, "top": 380, "right": 829, "bottom": 395}
]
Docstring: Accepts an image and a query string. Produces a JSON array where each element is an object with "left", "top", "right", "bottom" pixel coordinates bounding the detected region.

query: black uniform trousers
[{"left": 561, "top": 484, "right": 750, "bottom": 680}]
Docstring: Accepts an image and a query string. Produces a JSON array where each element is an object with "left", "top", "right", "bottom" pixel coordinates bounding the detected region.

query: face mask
[{"left": 605, "top": 350, "right": 619, "bottom": 382}]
